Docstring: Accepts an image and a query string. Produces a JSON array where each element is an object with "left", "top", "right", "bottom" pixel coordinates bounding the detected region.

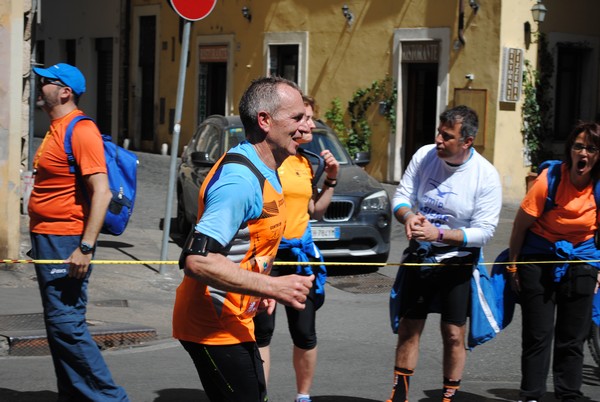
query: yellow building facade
[{"left": 127, "top": 0, "right": 600, "bottom": 205}]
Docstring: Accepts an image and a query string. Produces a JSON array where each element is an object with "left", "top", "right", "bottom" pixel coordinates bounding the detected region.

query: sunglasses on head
[{"left": 40, "top": 77, "right": 67, "bottom": 88}]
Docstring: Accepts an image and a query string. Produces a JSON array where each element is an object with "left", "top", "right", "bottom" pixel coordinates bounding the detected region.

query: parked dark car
[{"left": 176, "top": 115, "right": 392, "bottom": 265}]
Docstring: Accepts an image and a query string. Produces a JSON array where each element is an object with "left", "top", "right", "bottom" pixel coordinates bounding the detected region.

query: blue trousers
[{"left": 31, "top": 233, "right": 129, "bottom": 402}]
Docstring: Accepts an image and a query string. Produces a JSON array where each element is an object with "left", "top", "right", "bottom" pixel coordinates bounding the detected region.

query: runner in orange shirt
[{"left": 173, "top": 77, "right": 314, "bottom": 402}]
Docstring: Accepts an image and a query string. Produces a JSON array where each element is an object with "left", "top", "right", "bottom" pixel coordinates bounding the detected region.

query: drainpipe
[
  {"left": 28, "top": 0, "right": 40, "bottom": 172},
  {"left": 458, "top": 0, "right": 466, "bottom": 46},
  {"left": 119, "top": 0, "right": 131, "bottom": 144}
]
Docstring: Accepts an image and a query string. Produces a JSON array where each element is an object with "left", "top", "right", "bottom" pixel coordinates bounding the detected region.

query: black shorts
[
  {"left": 254, "top": 249, "right": 319, "bottom": 350},
  {"left": 180, "top": 341, "right": 267, "bottom": 402},
  {"left": 401, "top": 257, "right": 473, "bottom": 325}
]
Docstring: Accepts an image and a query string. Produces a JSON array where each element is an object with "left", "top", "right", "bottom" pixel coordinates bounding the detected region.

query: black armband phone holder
[{"left": 178, "top": 231, "right": 226, "bottom": 269}]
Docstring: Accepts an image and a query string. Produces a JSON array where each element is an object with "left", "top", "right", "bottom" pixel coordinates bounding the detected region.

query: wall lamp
[
  {"left": 524, "top": 0, "right": 547, "bottom": 48},
  {"left": 531, "top": 0, "right": 547, "bottom": 23},
  {"left": 342, "top": 4, "right": 354, "bottom": 27},
  {"left": 241, "top": 6, "right": 252, "bottom": 22}
]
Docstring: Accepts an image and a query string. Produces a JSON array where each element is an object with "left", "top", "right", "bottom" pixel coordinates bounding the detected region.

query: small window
[
  {"left": 269, "top": 44, "right": 299, "bottom": 83},
  {"left": 95, "top": 38, "right": 113, "bottom": 134},
  {"left": 65, "top": 39, "right": 76, "bottom": 66},
  {"left": 197, "top": 45, "right": 228, "bottom": 123},
  {"left": 264, "top": 32, "right": 308, "bottom": 92},
  {"left": 35, "top": 40, "right": 45, "bottom": 66}
]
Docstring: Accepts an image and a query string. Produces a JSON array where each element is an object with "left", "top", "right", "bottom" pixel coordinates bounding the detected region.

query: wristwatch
[{"left": 79, "top": 241, "right": 95, "bottom": 255}]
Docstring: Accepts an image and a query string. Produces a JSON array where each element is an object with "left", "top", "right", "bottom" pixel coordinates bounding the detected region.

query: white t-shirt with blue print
[{"left": 393, "top": 144, "right": 502, "bottom": 249}]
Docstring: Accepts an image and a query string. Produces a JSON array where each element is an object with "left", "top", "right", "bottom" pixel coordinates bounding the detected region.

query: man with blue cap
[{"left": 29, "top": 63, "right": 129, "bottom": 401}]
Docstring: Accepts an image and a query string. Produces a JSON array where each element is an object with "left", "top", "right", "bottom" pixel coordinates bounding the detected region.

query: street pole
[{"left": 159, "top": 19, "right": 191, "bottom": 274}]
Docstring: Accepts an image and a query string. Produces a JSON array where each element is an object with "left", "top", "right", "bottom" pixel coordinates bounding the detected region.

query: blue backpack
[
  {"left": 538, "top": 160, "right": 600, "bottom": 212},
  {"left": 64, "top": 115, "right": 138, "bottom": 236}
]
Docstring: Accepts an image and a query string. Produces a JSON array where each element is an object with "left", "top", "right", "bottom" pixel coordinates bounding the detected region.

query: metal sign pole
[{"left": 159, "top": 19, "right": 191, "bottom": 274}]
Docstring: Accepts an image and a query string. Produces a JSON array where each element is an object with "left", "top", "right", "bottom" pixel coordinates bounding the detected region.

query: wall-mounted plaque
[{"left": 500, "top": 47, "right": 524, "bottom": 103}]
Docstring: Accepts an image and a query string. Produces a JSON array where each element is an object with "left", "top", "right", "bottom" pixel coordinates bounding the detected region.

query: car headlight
[{"left": 360, "top": 190, "right": 390, "bottom": 211}]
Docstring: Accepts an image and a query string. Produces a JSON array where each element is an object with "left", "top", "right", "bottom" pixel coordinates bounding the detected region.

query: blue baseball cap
[{"left": 33, "top": 63, "right": 86, "bottom": 96}]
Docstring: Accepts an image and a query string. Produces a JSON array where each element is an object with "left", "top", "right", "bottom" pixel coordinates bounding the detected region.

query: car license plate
[{"left": 311, "top": 226, "right": 340, "bottom": 240}]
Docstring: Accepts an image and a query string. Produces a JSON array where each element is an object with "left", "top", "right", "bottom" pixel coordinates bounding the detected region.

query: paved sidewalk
[{"left": 1, "top": 149, "right": 185, "bottom": 350}]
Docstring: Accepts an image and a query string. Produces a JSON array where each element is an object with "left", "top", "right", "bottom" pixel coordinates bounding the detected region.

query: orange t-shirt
[
  {"left": 278, "top": 154, "right": 313, "bottom": 239},
  {"left": 29, "top": 110, "right": 106, "bottom": 235},
  {"left": 521, "top": 164, "right": 598, "bottom": 244}
]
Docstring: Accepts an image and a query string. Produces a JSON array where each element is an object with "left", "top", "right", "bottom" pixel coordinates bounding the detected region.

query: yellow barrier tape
[{"left": 3, "top": 259, "right": 600, "bottom": 267}]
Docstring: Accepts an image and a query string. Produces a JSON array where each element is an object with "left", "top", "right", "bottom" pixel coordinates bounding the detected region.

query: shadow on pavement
[
  {"left": 0, "top": 387, "right": 210, "bottom": 402},
  {"left": 485, "top": 388, "right": 521, "bottom": 401},
  {"left": 426, "top": 388, "right": 513, "bottom": 401},
  {"left": 97, "top": 239, "right": 160, "bottom": 273},
  {"left": 312, "top": 397, "right": 379, "bottom": 401},
  {"left": 582, "top": 363, "right": 600, "bottom": 386},
  {"left": 154, "top": 390, "right": 385, "bottom": 401},
  {"left": 162, "top": 217, "right": 188, "bottom": 249},
  {"left": 486, "top": 388, "right": 596, "bottom": 402},
  {"left": 153, "top": 388, "right": 208, "bottom": 401},
  {"left": 0, "top": 388, "right": 57, "bottom": 402}
]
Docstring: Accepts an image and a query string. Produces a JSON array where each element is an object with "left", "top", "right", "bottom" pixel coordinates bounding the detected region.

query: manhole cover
[
  {"left": 93, "top": 299, "right": 129, "bottom": 307},
  {"left": 327, "top": 272, "right": 394, "bottom": 294},
  {"left": 0, "top": 313, "right": 46, "bottom": 331}
]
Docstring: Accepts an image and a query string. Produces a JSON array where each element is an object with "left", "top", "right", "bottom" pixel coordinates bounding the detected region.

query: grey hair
[
  {"left": 439, "top": 105, "right": 479, "bottom": 141},
  {"left": 239, "top": 76, "right": 302, "bottom": 141}
]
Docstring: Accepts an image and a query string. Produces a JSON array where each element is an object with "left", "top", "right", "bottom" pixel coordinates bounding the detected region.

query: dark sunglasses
[
  {"left": 572, "top": 143, "right": 599, "bottom": 154},
  {"left": 40, "top": 77, "right": 66, "bottom": 88}
]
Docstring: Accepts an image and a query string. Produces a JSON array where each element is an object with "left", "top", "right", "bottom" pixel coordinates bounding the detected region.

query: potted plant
[{"left": 521, "top": 34, "right": 554, "bottom": 190}]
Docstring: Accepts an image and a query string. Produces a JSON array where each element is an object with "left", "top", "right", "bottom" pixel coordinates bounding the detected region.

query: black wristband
[
  {"left": 178, "top": 231, "right": 227, "bottom": 269},
  {"left": 324, "top": 179, "right": 337, "bottom": 188}
]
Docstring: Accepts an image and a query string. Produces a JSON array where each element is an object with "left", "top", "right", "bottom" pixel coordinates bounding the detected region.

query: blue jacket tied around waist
[
  {"left": 389, "top": 241, "right": 501, "bottom": 349},
  {"left": 278, "top": 223, "right": 327, "bottom": 310},
  {"left": 491, "top": 232, "right": 600, "bottom": 329}
]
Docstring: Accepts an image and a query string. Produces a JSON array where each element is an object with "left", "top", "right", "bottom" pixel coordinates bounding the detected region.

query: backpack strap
[
  {"left": 538, "top": 160, "right": 562, "bottom": 213},
  {"left": 219, "top": 153, "right": 266, "bottom": 189},
  {"left": 298, "top": 147, "right": 325, "bottom": 189},
  {"left": 539, "top": 159, "right": 600, "bottom": 213},
  {"left": 594, "top": 179, "right": 600, "bottom": 210},
  {"left": 64, "top": 115, "right": 95, "bottom": 174}
]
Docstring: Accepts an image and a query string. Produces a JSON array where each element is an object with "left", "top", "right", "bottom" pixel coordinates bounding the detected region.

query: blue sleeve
[{"left": 195, "top": 164, "right": 263, "bottom": 246}]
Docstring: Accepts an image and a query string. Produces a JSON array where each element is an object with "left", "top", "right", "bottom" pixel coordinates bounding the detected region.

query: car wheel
[{"left": 177, "top": 190, "right": 192, "bottom": 236}]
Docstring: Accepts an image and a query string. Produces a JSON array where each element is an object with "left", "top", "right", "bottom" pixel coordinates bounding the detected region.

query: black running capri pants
[{"left": 180, "top": 340, "right": 267, "bottom": 402}]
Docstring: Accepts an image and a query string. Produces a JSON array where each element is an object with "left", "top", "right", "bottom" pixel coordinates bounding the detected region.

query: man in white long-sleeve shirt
[{"left": 387, "top": 105, "right": 502, "bottom": 402}]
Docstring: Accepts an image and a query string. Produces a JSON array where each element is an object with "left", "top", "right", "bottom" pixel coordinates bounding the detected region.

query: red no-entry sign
[{"left": 170, "top": 0, "right": 217, "bottom": 21}]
